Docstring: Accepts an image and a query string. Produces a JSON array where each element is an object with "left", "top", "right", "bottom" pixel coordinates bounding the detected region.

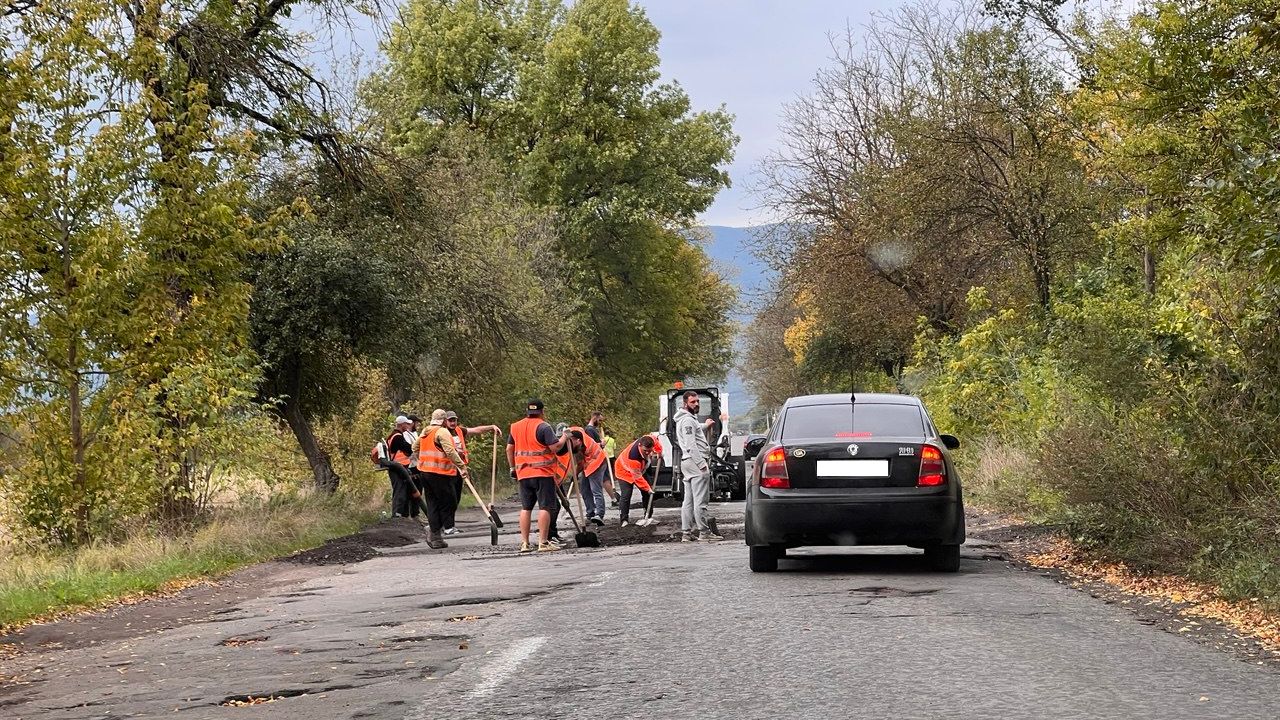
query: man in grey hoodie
[{"left": 674, "top": 390, "right": 723, "bottom": 541}]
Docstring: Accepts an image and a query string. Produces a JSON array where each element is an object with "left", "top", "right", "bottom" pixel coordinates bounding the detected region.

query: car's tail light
[
  {"left": 917, "top": 444, "right": 946, "bottom": 486},
  {"left": 760, "top": 447, "right": 790, "bottom": 489}
]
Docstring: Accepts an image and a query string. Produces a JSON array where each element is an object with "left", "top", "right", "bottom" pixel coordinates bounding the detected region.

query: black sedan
[{"left": 743, "top": 393, "right": 965, "bottom": 572}]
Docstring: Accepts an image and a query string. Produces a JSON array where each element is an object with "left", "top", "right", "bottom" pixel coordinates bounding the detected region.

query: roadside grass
[
  {"left": 0, "top": 492, "right": 380, "bottom": 631},
  {"left": 956, "top": 439, "right": 1063, "bottom": 522},
  {"left": 959, "top": 437, "right": 1280, "bottom": 610}
]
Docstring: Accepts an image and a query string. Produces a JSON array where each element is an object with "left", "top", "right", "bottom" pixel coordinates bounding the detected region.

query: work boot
[
  {"left": 427, "top": 530, "right": 448, "bottom": 550},
  {"left": 701, "top": 530, "right": 724, "bottom": 542},
  {"left": 537, "top": 541, "right": 561, "bottom": 553},
  {"left": 679, "top": 531, "right": 694, "bottom": 542},
  {"left": 590, "top": 516, "right": 604, "bottom": 527}
]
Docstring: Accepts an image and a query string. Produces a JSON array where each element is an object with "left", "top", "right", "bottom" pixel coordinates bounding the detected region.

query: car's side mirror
[
  {"left": 940, "top": 434, "right": 960, "bottom": 450},
  {"left": 744, "top": 435, "right": 767, "bottom": 459}
]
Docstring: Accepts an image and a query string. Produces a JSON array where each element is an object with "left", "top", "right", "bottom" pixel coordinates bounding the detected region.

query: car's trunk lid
[{"left": 780, "top": 436, "right": 926, "bottom": 488}]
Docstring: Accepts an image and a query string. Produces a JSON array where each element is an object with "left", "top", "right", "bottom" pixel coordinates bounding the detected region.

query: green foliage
[
  {"left": 0, "top": 1, "right": 285, "bottom": 544},
  {"left": 373, "top": 0, "right": 739, "bottom": 427},
  {"left": 752, "top": 0, "right": 1280, "bottom": 603}
]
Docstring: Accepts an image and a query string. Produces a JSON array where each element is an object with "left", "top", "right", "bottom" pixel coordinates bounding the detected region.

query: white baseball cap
[{"left": 395, "top": 415, "right": 411, "bottom": 425}]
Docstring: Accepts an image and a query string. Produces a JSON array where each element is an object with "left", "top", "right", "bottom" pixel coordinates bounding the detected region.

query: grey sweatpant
[{"left": 680, "top": 459, "right": 712, "bottom": 533}]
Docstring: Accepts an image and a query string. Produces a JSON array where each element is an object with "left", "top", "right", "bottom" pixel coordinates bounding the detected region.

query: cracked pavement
[{"left": 2, "top": 501, "right": 1279, "bottom": 719}]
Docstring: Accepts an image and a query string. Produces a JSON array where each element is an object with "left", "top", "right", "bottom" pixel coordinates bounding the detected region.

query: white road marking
[{"left": 464, "top": 636, "right": 548, "bottom": 700}]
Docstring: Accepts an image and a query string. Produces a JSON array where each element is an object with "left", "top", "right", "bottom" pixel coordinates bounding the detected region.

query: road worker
[
  {"left": 411, "top": 409, "right": 470, "bottom": 549},
  {"left": 383, "top": 415, "right": 416, "bottom": 517},
  {"left": 506, "top": 398, "right": 572, "bottom": 553},
  {"left": 442, "top": 411, "right": 501, "bottom": 536},
  {"left": 405, "top": 414, "right": 424, "bottom": 516},
  {"left": 614, "top": 434, "right": 661, "bottom": 527},
  {"left": 602, "top": 430, "right": 620, "bottom": 505},
  {"left": 584, "top": 411, "right": 605, "bottom": 443},
  {"left": 563, "top": 427, "right": 609, "bottom": 525}
]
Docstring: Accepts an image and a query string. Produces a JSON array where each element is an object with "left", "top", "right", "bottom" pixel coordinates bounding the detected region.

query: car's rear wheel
[
  {"left": 924, "top": 543, "right": 961, "bottom": 572},
  {"left": 749, "top": 545, "right": 780, "bottom": 573}
]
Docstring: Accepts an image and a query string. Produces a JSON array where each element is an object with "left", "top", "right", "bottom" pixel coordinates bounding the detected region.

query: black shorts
[{"left": 519, "top": 476, "right": 558, "bottom": 511}]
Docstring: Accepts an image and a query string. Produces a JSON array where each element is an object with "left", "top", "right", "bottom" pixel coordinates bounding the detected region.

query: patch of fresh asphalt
[{"left": 2, "top": 501, "right": 1278, "bottom": 719}]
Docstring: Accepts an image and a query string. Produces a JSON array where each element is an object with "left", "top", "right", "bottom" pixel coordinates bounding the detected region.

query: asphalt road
[{"left": 3, "top": 501, "right": 1279, "bottom": 719}]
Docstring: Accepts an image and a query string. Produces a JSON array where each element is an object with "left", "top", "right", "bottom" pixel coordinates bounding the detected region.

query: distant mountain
[
  {"left": 696, "top": 225, "right": 778, "bottom": 315},
  {"left": 684, "top": 225, "right": 783, "bottom": 423}
]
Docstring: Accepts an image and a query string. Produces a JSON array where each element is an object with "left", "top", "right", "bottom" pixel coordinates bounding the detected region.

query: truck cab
[{"left": 654, "top": 386, "right": 746, "bottom": 500}]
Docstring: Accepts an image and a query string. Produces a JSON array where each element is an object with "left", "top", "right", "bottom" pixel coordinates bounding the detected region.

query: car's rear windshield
[{"left": 781, "top": 403, "right": 925, "bottom": 440}]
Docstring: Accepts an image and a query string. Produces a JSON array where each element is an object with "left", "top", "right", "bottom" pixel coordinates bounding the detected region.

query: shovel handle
[
  {"left": 644, "top": 451, "right": 662, "bottom": 519},
  {"left": 461, "top": 471, "right": 503, "bottom": 528},
  {"left": 490, "top": 434, "right": 498, "bottom": 506},
  {"left": 569, "top": 445, "right": 591, "bottom": 523},
  {"left": 555, "top": 483, "right": 588, "bottom": 534}
]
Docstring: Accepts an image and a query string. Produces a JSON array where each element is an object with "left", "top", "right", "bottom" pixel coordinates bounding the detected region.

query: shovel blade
[
  {"left": 490, "top": 525, "right": 499, "bottom": 546},
  {"left": 575, "top": 531, "right": 601, "bottom": 548}
]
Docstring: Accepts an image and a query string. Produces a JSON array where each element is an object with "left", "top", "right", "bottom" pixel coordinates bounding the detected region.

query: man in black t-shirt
[{"left": 384, "top": 415, "right": 416, "bottom": 517}]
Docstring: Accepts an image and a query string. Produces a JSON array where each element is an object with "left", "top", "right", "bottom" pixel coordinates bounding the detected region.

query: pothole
[
  {"left": 218, "top": 685, "right": 355, "bottom": 707},
  {"left": 849, "top": 586, "right": 940, "bottom": 598},
  {"left": 219, "top": 635, "right": 269, "bottom": 647},
  {"left": 220, "top": 690, "right": 308, "bottom": 707}
]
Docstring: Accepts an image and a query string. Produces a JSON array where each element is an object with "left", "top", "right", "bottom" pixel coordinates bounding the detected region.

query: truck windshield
[{"left": 781, "top": 403, "right": 924, "bottom": 440}]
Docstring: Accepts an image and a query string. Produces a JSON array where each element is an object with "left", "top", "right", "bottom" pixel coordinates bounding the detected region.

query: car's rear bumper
[{"left": 746, "top": 491, "right": 964, "bottom": 547}]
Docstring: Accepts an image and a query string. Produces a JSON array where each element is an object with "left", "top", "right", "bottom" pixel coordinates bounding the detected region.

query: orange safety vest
[
  {"left": 416, "top": 427, "right": 459, "bottom": 475},
  {"left": 386, "top": 433, "right": 411, "bottom": 467},
  {"left": 611, "top": 438, "right": 645, "bottom": 481},
  {"left": 451, "top": 428, "right": 469, "bottom": 464},
  {"left": 511, "top": 417, "right": 557, "bottom": 480},
  {"left": 569, "top": 426, "right": 606, "bottom": 476}
]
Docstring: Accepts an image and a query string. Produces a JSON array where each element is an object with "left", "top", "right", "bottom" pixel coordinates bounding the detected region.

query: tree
[
  {"left": 0, "top": 0, "right": 373, "bottom": 541},
  {"left": 250, "top": 153, "right": 577, "bottom": 491},
  {"left": 371, "top": 0, "right": 739, "bottom": 428},
  {"left": 753, "top": 1, "right": 1097, "bottom": 395}
]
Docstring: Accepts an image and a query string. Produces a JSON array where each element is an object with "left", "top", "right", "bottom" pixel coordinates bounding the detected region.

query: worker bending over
[
  {"left": 614, "top": 434, "right": 661, "bottom": 527},
  {"left": 565, "top": 427, "right": 609, "bottom": 525}
]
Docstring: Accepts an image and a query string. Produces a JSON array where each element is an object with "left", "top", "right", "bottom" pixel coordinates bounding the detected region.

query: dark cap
[
  {"left": 526, "top": 398, "right": 544, "bottom": 415},
  {"left": 407, "top": 414, "right": 421, "bottom": 422},
  {"left": 444, "top": 411, "right": 458, "bottom": 420}
]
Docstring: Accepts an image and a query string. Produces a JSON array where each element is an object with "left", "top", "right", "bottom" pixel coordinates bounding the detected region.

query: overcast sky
[
  {"left": 638, "top": 1, "right": 903, "bottom": 227},
  {"left": 326, "top": 1, "right": 910, "bottom": 227}
]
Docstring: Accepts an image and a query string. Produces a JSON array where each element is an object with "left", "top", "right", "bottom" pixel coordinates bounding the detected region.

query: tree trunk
[
  {"left": 281, "top": 394, "right": 340, "bottom": 493},
  {"left": 1143, "top": 245, "right": 1157, "bottom": 296},
  {"left": 67, "top": 339, "right": 90, "bottom": 544}
]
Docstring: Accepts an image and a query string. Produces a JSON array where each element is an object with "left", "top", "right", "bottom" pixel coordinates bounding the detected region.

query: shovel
[
  {"left": 636, "top": 451, "right": 662, "bottom": 527},
  {"left": 460, "top": 470, "right": 504, "bottom": 535},
  {"left": 488, "top": 436, "right": 500, "bottom": 546},
  {"left": 559, "top": 450, "right": 600, "bottom": 548}
]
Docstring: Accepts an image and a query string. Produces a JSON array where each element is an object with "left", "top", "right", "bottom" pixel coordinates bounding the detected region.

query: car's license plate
[{"left": 816, "top": 460, "right": 890, "bottom": 477}]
